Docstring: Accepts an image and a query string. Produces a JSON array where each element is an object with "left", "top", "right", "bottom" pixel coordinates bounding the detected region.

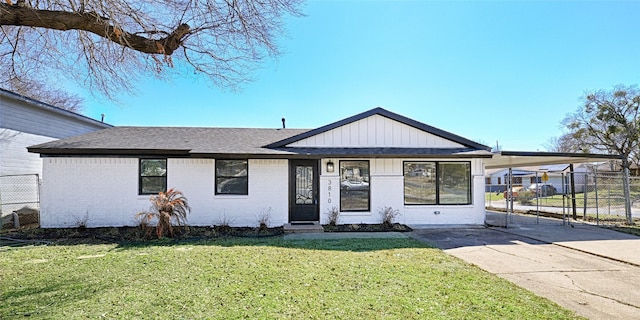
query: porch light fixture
[{"left": 326, "top": 161, "right": 335, "bottom": 173}]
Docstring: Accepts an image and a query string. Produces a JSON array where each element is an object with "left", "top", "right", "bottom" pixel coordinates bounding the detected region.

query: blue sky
[{"left": 73, "top": 1, "right": 640, "bottom": 151}]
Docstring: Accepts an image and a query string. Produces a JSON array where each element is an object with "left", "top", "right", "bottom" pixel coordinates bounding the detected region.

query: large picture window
[
  {"left": 404, "top": 162, "right": 436, "bottom": 205},
  {"left": 339, "top": 160, "right": 370, "bottom": 211},
  {"left": 404, "top": 161, "right": 471, "bottom": 205},
  {"left": 216, "top": 160, "right": 248, "bottom": 195},
  {"left": 139, "top": 159, "right": 167, "bottom": 195}
]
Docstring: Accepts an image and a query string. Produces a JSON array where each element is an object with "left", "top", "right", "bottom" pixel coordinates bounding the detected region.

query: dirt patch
[
  {"left": 0, "top": 225, "right": 284, "bottom": 245},
  {"left": 323, "top": 223, "right": 412, "bottom": 232},
  {"left": 1, "top": 223, "right": 412, "bottom": 245}
]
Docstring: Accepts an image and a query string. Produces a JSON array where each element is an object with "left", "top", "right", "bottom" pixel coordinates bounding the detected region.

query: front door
[{"left": 289, "top": 160, "right": 319, "bottom": 222}]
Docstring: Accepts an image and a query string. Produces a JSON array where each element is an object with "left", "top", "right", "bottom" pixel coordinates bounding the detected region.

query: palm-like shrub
[{"left": 137, "top": 188, "right": 190, "bottom": 238}]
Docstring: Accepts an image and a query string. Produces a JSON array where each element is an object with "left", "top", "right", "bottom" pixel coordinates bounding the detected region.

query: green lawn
[
  {"left": 486, "top": 190, "right": 640, "bottom": 208},
  {"left": 1, "top": 237, "right": 581, "bottom": 319},
  {"left": 485, "top": 192, "right": 505, "bottom": 202}
]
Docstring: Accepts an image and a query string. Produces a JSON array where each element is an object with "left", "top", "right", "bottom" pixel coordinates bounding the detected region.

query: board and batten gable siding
[
  {"left": 317, "top": 158, "right": 486, "bottom": 226},
  {"left": 0, "top": 92, "right": 110, "bottom": 176},
  {"left": 287, "top": 114, "right": 465, "bottom": 148},
  {"left": 39, "top": 158, "right": 290, "bottom": 228}
]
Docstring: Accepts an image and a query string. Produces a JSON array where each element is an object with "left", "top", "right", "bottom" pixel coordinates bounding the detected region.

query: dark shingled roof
[
  {"left": 28, "top": 108, "right": 494, "bottom": 158},
  {"left": 28, "top": 127, "right": 310, "bottom": 157}
]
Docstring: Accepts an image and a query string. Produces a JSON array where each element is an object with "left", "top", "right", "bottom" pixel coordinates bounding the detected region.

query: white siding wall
[
  {"left": 288, "top": 115, "right": 465, "bottom": 148},
  {"left": 0, "top": 94, "right": 110, "bottom": 177},
  {"left": 0, "top": 95, "right": 108, "bottom": 139},
  {"left": 0, "top": 129, "right": 55, "bottom": 176},
  {"left": 318, "top": 158, "right": 486, "bottom": 226},
  {"left": 40, "top": 158, "right": 289, "bottom": 228},
  {"left": 487, "top": 169, "right": 508, "bottom": 185}
]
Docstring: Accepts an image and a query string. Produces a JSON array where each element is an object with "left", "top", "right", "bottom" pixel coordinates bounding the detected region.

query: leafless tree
[
  {"left": 0, "top": 0, "right": 303, "bottom": 99},
  {"left": 543, "top": 133, "right": 584, "bottom": 153},
  {"left": 563, "top": 84, "right": 640, "bottom": 224},
  {"left": 4, "top": 79, "right": 84, "bottom": 112}
]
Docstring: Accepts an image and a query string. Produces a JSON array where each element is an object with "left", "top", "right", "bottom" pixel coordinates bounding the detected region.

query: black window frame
[
  {"left": 403, "top": 161, "right": 472, "bottom": 206},
  {"left": 339, "top": 160, "right": 370, "bottom": 212},
  {"left": 139, "top": 158, "right": 167, "bottom": 195},
  {"left": 215, "top": 159, "right": 249, "bottom": 195}
]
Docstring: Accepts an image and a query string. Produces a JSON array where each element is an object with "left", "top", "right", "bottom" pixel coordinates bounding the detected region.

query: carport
[{"left": 485, "top": 151, "right": 624, "bottom": 226}]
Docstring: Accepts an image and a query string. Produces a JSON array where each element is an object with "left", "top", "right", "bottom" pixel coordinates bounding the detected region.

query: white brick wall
[
  {"left": 40, "top": 157, "right": 289, "bottom": 228},
  {"left": 318, "top": 158, "right": 486, "bottom": 226},
  {"left": 40, "top": 158, "right": 145, "bottom": 228},
  {"left": 169, "top": 158, "right": 289, "bottom": 227},
  {"left": 40, "top": 156, "right": 485, "bottom": 228}
]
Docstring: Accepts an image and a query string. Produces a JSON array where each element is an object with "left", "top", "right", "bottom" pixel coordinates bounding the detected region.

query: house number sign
[{"left": 327, "top": 180, "right": 332, "bottom": 203}]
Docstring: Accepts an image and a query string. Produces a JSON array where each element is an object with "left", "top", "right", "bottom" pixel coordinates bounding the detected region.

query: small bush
[
  {"left": 379, "top": 206, "right": 400, "bottom": 227},
  {"left": 518, "top": 190, "right": 536, "bottom": 205},
  {"left": 256, "top": 208, "right": 271, "bottom": 231},
  {"left": 214, "top": 214, "right": 235, "bottom": 234},
  {"left": 73, "top": 212, "right": 89, "bottom": 229},
  {"left": 136, "top": 188, "right": 190, "bottom": 239},
  {"left": 325, "top": 206, "right": 340, "bottom": 226}
]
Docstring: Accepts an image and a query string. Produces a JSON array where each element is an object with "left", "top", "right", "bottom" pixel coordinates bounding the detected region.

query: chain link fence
[
  {"left": 0, "top": 174, "right": 40, "bottom": 229},
  {"left": 486, "top": 171, "right": 640, "bottom": 226}
]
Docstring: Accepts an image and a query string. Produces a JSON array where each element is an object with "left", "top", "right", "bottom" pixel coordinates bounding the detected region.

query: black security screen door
[{"left": 289, "top": 160, "right": 319, "bottom": 222}]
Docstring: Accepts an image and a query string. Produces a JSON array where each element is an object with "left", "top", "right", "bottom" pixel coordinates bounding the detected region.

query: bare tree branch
[{"left": 0, "top": 0, "right": 303, "bottom": 99}]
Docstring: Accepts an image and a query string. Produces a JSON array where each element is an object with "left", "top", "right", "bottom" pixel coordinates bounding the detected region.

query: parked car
[
  {"left": 528, "top": 183, "right": 556, "bottom": 197},
  {"left": 340, "top": 179, "right": 369, "bottom": 191},
  {"left": 503, "top": 186, "right": 528, "bottom": 199}
]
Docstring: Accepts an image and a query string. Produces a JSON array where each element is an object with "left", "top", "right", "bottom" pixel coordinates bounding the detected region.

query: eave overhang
[{"left": 485, "top": 151, "right": 621, "bottom": 169}]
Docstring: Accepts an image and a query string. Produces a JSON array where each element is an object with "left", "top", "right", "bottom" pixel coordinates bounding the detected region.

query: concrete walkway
[
  {"left": 410, "top": 212, "right": 640, "bottom": 320},
  {"left": 485, "top": 211, "right": 640, "bottom": 266}
]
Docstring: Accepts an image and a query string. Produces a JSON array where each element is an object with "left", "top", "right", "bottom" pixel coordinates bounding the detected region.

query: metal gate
[{"left": 486, "top": 169, "right": 635, "bottom": 226}]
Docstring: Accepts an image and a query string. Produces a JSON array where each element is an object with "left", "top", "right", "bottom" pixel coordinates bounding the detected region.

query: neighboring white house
[
  {"left": 0, "top": 89, "right": 112, "bottom": 176},
  {"left": 485, "top": 168, "right": 536, "bottom": 193},
  {"left": 485, "top": 164, "right": 590, "bottom": 194},
  {"left": 0, "top": 88, "right": 112, "bottom": 221},
  {"left": 29, "top": 107, "right": 495, "bottom": 228}
]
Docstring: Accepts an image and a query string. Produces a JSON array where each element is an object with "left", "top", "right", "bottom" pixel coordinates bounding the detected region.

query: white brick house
[{"left": 29, "top": 108, "right": 496, "bottom": 228}]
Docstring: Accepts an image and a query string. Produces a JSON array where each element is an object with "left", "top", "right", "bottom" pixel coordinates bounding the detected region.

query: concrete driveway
[{"left": 409, "top": 212, "right": 640, "bottom": 320}]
